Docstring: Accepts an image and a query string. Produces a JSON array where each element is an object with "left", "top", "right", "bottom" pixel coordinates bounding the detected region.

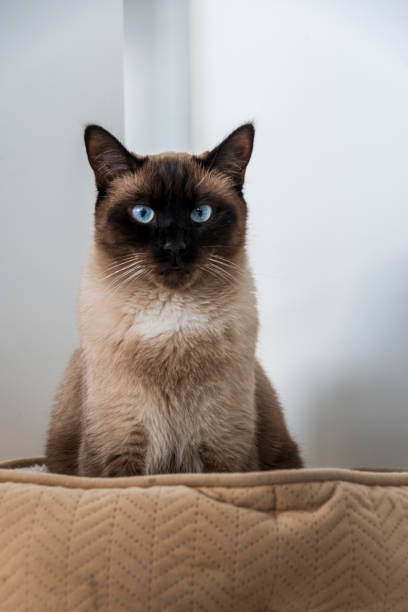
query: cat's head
[{"left": 84, "top": 123, "right": 254, "bottom": 289}]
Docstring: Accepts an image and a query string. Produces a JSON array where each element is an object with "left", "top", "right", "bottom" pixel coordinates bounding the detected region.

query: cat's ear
[
  {"left": 84, "top": 125, "right": 143, "bottom": 191},
  {"left": 200, "top": 123, "right": 255, "bottom": 190}
]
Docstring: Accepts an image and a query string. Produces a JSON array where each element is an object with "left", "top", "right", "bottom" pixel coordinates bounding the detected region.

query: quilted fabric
[{"left": 0, "top": 460, "right": 408, "bottom": 611}]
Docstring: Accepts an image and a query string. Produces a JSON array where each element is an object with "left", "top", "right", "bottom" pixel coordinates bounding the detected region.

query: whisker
[
  {"left": 109, "top": 266, "right": 144, "bottom": 290},
  {"left": 99, "top": 262, "right": 145, "bottom": 296},
  {"left": 201, "top": 265, "right": 221, "bottom": 284},
  {"left": 120, "top": 266, "right": 151, "bottom": 287},
  {"left": 209, "top": 254, "right": 237, "bottom": 266},
  {"left": 206, "top": 261, "right": 235, "bottom": 282},
  {"left": 208, "top": 255, "right": 241, "bottom": 272},
  {"left": 204, "top": 263, "right": 232, "bottom": 284},
  {"left": 104, "top": 255, "right": 145, "bottom": 271},
  {"left": 100, "top": 259, "right": 146, "bottom": 281}
]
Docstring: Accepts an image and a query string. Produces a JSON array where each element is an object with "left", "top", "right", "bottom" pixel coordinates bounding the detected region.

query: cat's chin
[{"left": 157, "top": 267, "right": 192, "bottom": 289}]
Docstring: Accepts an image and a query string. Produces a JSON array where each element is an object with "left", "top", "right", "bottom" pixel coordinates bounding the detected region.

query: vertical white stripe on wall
[
  {"left": 0, "top": 0, "right": 125, "bottom": 460},
  {"left": 124, "top": 0, "right": 191, "bottom": 154}
]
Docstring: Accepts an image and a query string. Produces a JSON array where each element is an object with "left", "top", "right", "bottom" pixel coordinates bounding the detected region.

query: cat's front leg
[
  {"left": 77, "top": 436, "right": 104, "bottom": 476},
  {"left": 101, "top": 450, "right": 146, "bottom": 477},
  {"left": 200, "top": 442, "right": 258, "bottom": 473},
  {"left": 78, "top": 425, "right": 147, "bottom": 477}
]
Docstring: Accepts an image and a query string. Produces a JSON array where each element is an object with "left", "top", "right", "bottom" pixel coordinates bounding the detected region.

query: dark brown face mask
[{"left": 84, "top": 123, "right": 254, "bottom": 289}]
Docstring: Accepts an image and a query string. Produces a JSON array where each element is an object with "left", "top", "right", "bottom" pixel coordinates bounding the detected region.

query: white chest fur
[{"left": 131, "top": 295, "right": 214, "bottom": 340}]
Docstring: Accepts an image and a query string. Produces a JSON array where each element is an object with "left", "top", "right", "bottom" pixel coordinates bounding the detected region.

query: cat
[{"left": 45, "top": 123, "right": 303, "bottom": 476}]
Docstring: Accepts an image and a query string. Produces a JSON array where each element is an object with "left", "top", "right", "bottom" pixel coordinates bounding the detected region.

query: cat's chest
[
  {"left": 142, "top": 398, "right": 209, "bottom": 474},
  {"left": 129, "top": 298, "right": 215, "bottom": 341}
]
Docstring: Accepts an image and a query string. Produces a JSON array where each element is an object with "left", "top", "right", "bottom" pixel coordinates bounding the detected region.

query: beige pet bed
[{"left": 0, "top": 458, "right": 407, "bottom": 611}]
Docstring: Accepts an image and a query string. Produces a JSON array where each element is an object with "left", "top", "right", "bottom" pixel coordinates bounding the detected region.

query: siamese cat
[{"left": 46, "top": 124, "right": 302, "bottom": 476}]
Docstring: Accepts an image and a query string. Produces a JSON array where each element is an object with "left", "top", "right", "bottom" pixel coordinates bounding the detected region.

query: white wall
[
  {"left": 191, "top": 0, "right": 408, "bottom": 467},
  {"left": 124, "top": 0, "right": 191, "bottom": 153},
  {"left": 0, "top": 0, "right": 124, "bottom": 460},
  {"left": 2, "top": 0, "right": 407, "bottom": 469}
]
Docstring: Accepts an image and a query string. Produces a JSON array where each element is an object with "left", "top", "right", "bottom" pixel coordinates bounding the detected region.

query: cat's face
[{"left": 85, "top": 124, "right": 254, "bottom": 289}]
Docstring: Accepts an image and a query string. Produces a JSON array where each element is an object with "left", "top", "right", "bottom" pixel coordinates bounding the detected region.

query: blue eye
[
  {"left": 191, "top": 204, "right": 212, "bottom": 223},
  {"left": 131, "top": 205, "right": 155, "bottom": 224}
]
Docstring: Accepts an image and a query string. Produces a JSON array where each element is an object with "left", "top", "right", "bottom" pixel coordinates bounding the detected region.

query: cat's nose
[{"left": 163, "top": 239, "right": 186, "bottom": 254}]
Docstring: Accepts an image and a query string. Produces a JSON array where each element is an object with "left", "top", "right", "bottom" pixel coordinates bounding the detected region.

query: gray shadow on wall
[{"left": 306, "top": 256, "right": 408, "bottom": 468}]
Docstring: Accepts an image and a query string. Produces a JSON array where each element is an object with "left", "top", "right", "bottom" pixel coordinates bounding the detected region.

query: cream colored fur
[
  {"left": 46, "top": 124, "right": 302, "bottom": 476},
  {"left": 75, "top": 245, "right": 259, "bottom": 475}
]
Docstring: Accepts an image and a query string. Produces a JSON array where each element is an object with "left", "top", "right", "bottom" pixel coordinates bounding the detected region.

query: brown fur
[{"left": 46, "top": 125, "right": 302, "bottom": 476}]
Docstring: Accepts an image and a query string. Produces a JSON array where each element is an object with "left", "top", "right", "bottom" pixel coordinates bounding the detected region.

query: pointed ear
[
  {"left": 84, "top": 125, "right": 143, "bottom": 191},
  {"left": 201, "top": 123, "right": 255, "bottom": 190}
]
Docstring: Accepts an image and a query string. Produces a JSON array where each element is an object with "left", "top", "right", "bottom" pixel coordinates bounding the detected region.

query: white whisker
[
  {"left": 109, "top": 266, "right": 144, "bottom": 289},
  {"left": 120, "top": 267, "right": 151, "bottom": 286},
  {"left": 206, "top": 261, "right": 235, "bottom": 282},
  {"left": 208, "top": 255, "right": 241, "bottom": 273},
  {"left": 100, "top": 259, "right": 146, "bottom": 281},
  {"left": 200, "top": 265, "right": 220, "bottom": 284},
  {"left": 104, "top": 254, "right": 145, "bottom": 271},
  {"left": 204, "top": 263, "right": 231, "bottom": 284}
]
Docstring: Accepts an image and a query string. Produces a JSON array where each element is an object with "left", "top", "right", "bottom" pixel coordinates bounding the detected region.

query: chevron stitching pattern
[{"left": 0, "top": 479, "right": 408, "bottom": 610}]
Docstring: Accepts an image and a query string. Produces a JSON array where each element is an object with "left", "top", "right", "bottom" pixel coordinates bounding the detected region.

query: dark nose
[{"left": 163, "top": 239, "right": 186, "bottom": 254}]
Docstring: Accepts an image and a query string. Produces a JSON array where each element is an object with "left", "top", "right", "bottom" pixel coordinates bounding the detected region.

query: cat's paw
[{"left": 102, "top": 454, "right": 144, "bottom": 477}]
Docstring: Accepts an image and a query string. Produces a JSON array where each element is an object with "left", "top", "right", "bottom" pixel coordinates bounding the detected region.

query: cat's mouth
[
  {"left": 158, "top": 263, "right": 191, "bottom": 286},
  {"left": 164, "top": 264, "right": 183, "bottom": 272},
  {"left": 160, "top": 263, "right": 188, "bottom": 274}
]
